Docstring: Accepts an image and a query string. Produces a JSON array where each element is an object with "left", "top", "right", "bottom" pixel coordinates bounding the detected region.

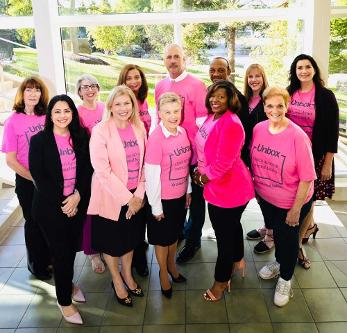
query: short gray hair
[{"left": 76, "top": 74, "right": 100, "bottom": 99}]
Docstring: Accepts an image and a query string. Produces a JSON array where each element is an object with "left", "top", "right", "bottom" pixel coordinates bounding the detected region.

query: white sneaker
[
  {"left": 258, "top": 261, "right": 280, "bottom": 279},
  {"left": 274, "top": 277, "right": 293, "bottom": 307}
]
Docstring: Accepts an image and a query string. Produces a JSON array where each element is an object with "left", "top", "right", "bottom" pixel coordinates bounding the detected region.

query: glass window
[
  {"left": 181, "top": 0, "right": 303, "bottom": 12},
  {"left": 0, "top": 0, "right": 33, "bottom": 16},
  {"left": 58, "top": 0, "right": 173, "bottom": 15},
  {"left": 0, "top": 29, "right": 37, "bottom": 113},
  {"left": 329, "top": 16, "right": 347, "bottom": 135},
  {"left": 182, "top": 20, "right": 304, "bottom": 91},
  {"left": 61, "top": 24, "right": 174, "bottom": 107}
]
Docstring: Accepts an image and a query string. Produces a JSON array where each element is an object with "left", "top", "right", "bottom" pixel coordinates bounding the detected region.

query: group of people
[{"left": 1, "top": 42, "right": 339, "bottom": 324}]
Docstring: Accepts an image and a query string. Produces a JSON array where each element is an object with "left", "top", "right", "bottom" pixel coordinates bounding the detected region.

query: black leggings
[
  {"left": 208, "top": 203, "right": 247, "bottom": 282},
  {"left": 258, "top": 196, "right": 313, "bottom": 280},
  {"left": 15, "top": 174, "right": 51, "bottom": 274}
]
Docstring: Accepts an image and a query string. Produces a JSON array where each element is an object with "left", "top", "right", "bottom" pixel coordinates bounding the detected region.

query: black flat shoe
[
  {"left": 120, "top": 273, "right": 144, "bottom": 297},
  {"left": 111, "top": 281, "right": 133, "bottom": 307},
  {"left": 159, "top": 271, "right": 172, "bottom": 298},
  {"left": 168, "top": 271, "right": 187, "bottom": 283}
]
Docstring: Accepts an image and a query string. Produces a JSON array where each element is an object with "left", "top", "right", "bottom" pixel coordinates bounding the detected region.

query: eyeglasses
[{"left": 80, "top": 84, "right": 98, "bottom": 91}]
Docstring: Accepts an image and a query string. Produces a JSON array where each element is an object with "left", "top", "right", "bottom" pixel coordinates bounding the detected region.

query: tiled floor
[{"left": 0, "top": 199, "right": 347, "bottom": 333}]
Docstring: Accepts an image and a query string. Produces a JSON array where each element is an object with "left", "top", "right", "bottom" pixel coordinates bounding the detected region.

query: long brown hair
[
  {"left": 13, "top": 76, "right": 49, "bottom": 116},
  {"left": 243, "top": 64, "right": 268, "bottom": 103},
  {"left": 117, "top": 64, "right": 148, "bottom": 103}
]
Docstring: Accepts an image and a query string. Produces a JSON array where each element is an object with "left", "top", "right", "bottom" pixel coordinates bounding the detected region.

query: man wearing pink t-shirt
[{"left": 155, "top": 44, "right": 207, "bottom": 263}]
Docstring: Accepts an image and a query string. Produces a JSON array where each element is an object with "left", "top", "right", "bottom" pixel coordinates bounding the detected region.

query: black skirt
[
  {"left": 147, "top": 194, "right": 187, "bottom": 246},
  {"left": 91, "top": 205, "right": 145, "bottom": 257},
  {"left": 314, "top": 156, "right": 335, "bottom": 200}
]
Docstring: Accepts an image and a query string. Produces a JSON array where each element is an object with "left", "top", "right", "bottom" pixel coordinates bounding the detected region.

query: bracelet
[{"left": 199, "top": 175, "right": 203, "bottom": 185}]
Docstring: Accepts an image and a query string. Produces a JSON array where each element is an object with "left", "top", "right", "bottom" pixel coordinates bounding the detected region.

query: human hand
[
  {"left": 126, "top": 196, "right": 143, "bottom": 219},
  {"left": 61, "top": 191, "right": 80, "bottom": 215},
  {"left": 154, "top": 213, "right": 165, "bottom": 221},
  {"left": 285, "top": 207, "right": 300, "bottom": 227},
  {"left": 320, "top": 162, "right": 332, "bottom": 181}
]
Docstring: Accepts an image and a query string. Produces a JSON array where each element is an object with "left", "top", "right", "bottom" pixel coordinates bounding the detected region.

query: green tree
[{"left": 330, "top": 0, "right": 347, "bottom": 73}]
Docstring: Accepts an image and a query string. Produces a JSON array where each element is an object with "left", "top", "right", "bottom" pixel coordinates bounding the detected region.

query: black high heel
[
  {"left": 168, "top": 271, "right": 187, "bottom": 283},
  {"left": 111, "top": 281, "right": 133, "bottom": 307},
  {"left": 120, "top": 272, "right": 144, "bottom": 297},
  {"left": 159, "top": 271, "right": 172, "bottom": 299},
  {"left": 297, "top": 248, "right": 311, "bottom": 269},
  {"left": 302, "top": 224, "right": 319, "bottom": 244}
]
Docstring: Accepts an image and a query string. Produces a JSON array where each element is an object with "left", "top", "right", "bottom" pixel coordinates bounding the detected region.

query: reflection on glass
[
  {"left": 181, "top": 0, "right": 303, "bottom": 11},
  {"left": 58, "top": 0, "right": 173, "bottom": 15},
  {"left": 329, "top": 16, "right": 347, "bottom": 135},
  {"left": 0, "top": 29, "right": 37, "bottom": 113},
  {"left": 0, "top": 0, "right": 33, "bottom": 16},
  {"left": 60, "top": 25, "right": 174, "bottom": 107},
  {"left": 182, "top": 20, "right": 303, "bottom": 90}
]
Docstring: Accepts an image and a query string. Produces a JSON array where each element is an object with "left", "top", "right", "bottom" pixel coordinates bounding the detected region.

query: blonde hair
[
  {"left": 262, "top": 86, "right": 290, "bottom": 106},
  {"left": 103, "top": 85, "right": 141, "bottom": 126},
  {"left": 157, "top": 92, "right": 182, "bottom": 112},
  {"left": 243, "top": 64, "right": 269, "bottom": 102}
]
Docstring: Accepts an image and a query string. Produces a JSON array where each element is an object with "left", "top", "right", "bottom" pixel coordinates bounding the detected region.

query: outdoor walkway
[{"left": 0, "top": 199, "right": 347, "bottom": 333}]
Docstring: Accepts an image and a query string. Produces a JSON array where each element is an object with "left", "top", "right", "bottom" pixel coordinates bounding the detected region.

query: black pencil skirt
[
  {"left": 147, "top": 194, "right": 187, "bottom": 246},
  {"left": 91, "top": 205, "right": 145, "bottom": 257}
]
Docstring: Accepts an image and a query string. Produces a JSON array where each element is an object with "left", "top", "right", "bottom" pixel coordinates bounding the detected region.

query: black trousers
[
  {"left": 258, "top": 196, "right": 313, "bottom": 281},
  {"left": 33, "top": 197, "right": 83, "bottom": 306},
  {"left": 184, "top": 165, "right": 206, "bottom": 247},
  {"left": 208, "top": 202, "right": 247, "bottom": 282},
  {"left": 15, "top": 174, "right": 51, "bottom": 274}
]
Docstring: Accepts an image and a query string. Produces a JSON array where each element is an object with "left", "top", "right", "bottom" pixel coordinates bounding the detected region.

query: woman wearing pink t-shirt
[
  {"left": 118, "top": 64, "right": 151, "bottom": 135},
  {"left": 76, "top": 74, "right": 105, "bottom": 274},
  {"left": 251, "top": 87, "right": 316, "bottom": 307},
  {"left": 145, "top": 93, "right": 191, "bottom": 299},
  {"left": 88, "top": 86, "right": 147, "bottom": 307},
  {"left": 287, "top": 54, "right": 339, "bottom": 269},
  {"left": 243, "top": 65, "right": 275, "bottom": 255},
  {"left": 1, "top": 76, "right": 51, "bottom": 280},
  {"left": 193, "top": 80, "right": 255, "bottom": 302},
  {"left": 118, "top": 64, "right": 152, "bottom": 277},
  {"left": 29, "top": 95, "right": 92, "bottom": 324}
]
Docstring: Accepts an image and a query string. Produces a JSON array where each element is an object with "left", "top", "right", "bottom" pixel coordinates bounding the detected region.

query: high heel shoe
[
  {"left": 120, "top": 272, "right": 144, "bottom": 297},
  {"left": 168, "top": 271, "right": 187, "bottom": 283},
  {"left": 111, "top": 281, "right": 133, "bottom": 307},
  {"left": 203, "top": 281, "right": 230, "bottom": 302},
  {"left": 159, "top": 271, "right": 172, "bottom": 299},
  {"left": 302, "top": 223, "right": 319, "bottom": 244},
  {"left": 233, "top": 259, "right": 246, "bottom": 278},
  {"left": 57, "top": 302, "right": 83, "bottom": 325},
  {"left": 72, "top": 285, "right": 86, "bottom": 303},
  {"left": 297, "top": 247, "right": 311, "bottom": 269}
]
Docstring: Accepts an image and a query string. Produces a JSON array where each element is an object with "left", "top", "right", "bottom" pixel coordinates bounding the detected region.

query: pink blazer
[
  {"left": 203, "top": 112, "right": 255, "bottom": 208},
  {"left": 87, "top": 119, "right": 146, "bottom": 221}
]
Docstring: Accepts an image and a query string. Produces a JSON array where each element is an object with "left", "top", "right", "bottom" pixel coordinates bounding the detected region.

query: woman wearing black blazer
[
  {"left": 29, "top": 95, "right": 92, "bottom": 325},
  {"left": 287, "top": 54, "right": 339, "bottom": 269}
]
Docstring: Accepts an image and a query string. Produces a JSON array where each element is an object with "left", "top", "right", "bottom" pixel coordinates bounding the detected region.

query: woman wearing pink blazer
[
  {"left": 193, "top": 80, "right": 255, "bottom": 302},
  {"left": 88, "top": 86, "right": 146, "bottom": 307}
]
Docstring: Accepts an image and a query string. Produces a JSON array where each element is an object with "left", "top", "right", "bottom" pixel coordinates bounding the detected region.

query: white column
[
  {"left": 303, "top": 0, "right": 331, "bottom": 82},
  {"left": 32, "top": 0, "right": 66, "bottom": 95},
  {"left": 173, "top": 0, "right": 182, "bottom": 45}
]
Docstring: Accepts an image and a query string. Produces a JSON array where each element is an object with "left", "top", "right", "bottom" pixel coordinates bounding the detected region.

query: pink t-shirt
[
  {"left": 155, "top": 74, "right": 207, "bottom": 165},
  {"left": 1, "top": 112, "right": 45, "bottom": 169},
  {"left": 249, "top": 95, "right": 261, "bottom": 114},
  {"left": 251, "top": 120, "right": 316, "bottom": 209},
  {"left": 195, "top": 115, "right": 219, "bottom": 174},
  {"left": 118, "top": 124, "right": 140, "bottom": 190},
  {"left": 77, "top": 102, "right": 104, "bottom": 134},
  {"left": 145, "top": 125, "right": 191, "bottom": 200},
  {"left": 287, "top": 86, "right": 316, "bottom": 140},
  {"left": 138, "top": 99, "right": 151, "bottom": 135},
  {"left": 54, "top": 134, "right": 76, "bottom": 196}
]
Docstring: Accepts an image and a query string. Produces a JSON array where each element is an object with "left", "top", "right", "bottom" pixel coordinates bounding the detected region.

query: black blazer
[
  {"left": 29, "top": 130, "right": 92, "bottom": 217},
  {"left": 311, "top": 86, "right": 339, "bottom": 161}
]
